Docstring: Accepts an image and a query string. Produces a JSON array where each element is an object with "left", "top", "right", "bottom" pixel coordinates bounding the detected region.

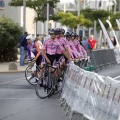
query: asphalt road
[
  {"left": 0, "top": 64, "right": 120, "bottom": 120},
  {"left": 0, "top": 73, "right": 69, "bottom": 120}
]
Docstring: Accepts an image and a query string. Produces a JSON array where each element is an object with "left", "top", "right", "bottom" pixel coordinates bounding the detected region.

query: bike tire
[
  {"left": 35, "top": 75, "right": 53, "bottom": 99},
  {"left": 25, "top": 65, "right": 40, "bottom": 86}
]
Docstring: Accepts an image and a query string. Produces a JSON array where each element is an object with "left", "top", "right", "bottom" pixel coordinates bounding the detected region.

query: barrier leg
[
  {"left": 66, "top": 105, "right": 71, "bottom": 116},
  {"left": 63, "top": 102, "right": 68, "bottom": 111},
  {"left": 69, "top": 110, "right": 73, "bottom": 120},
  {"left": 59, "top": 98, "right": 66, "bottom": 107}
]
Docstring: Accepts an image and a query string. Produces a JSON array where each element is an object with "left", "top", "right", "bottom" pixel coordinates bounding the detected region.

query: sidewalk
[
  {"left": 0, "top": 55, "right": 28, "bottom": 73},
  {"left": 0, "top": 62, "right": 27, "bottom": 73}
]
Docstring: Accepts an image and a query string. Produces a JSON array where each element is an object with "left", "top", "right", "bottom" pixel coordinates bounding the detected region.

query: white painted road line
[{"left": 0, "top": 78, "right": 25, "bottom": 85}]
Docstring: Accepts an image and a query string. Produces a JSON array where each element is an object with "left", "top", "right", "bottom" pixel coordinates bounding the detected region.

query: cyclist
[
  {"left": 26, "top": 35, "right": 42, "bottom": 65},
  {"left": 40, "top": 29, "right": 71, "bottom": 86},
  {"left": 65, "top": 32, "right": 80, "bottom": 59},
  {"left": 41, "top": 29, "right": 70, "bottom": 65},
  {"left": 71, "top": 32, "right": 88, "bottom": 59},
  {"left": 55, "top": 28, "right": 71, "bottom": 62},
  {"left": 59, "top": 28, "right": 65, "bottom": 38}
]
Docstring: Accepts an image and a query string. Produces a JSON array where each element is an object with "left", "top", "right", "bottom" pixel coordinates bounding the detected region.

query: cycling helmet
[
  {"left": 55, "top": 28, "right": 60, "bottom": 35},
  {"left": 65, "top": 31, "right": 71, "bottom": 37},
  {"left": 61, "top": 28, "right": 65, "bottom": 34},
  {"left": 49, "top": 29, "right": 55, "bottom": 34},
  {"left": 59, "top": 28, "right": 65, "bottom": 34},
  {"left": 26, "top": 35, "right": 32, "bottom": 40},
  {"left": 71, "top": 32, "right": 76, "bottom": 37}
]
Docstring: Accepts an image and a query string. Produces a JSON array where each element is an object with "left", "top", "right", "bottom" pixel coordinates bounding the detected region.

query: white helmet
[{"left": 26, "top": 35, "right": 32, "bottom": 40}]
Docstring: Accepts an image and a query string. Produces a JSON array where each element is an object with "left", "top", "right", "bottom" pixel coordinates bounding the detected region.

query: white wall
[
  {"left": 0, "top": 0, "right": 36, "bottom": 35},
  {"left": 0, "top": 0, "right": 21, "bottom": 24}
]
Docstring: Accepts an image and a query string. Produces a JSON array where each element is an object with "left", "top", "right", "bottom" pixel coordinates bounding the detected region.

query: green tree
[
  {"left": 55, "top": 12, "right": 92, "bottom": 30},
  {"left": 80, "top": 8, "right": 112, "bottom": 30},
  {"left": 109, "top": 12, "right": 120, "bottom": 30},
  {"left": 0, "top": 17, "right": 22, "bottom": 62},
  {"left": 9, "top": 0, "right": 59, "bottom": 22}
]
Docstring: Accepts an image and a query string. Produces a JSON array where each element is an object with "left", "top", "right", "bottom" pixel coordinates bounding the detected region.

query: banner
[{"left": 61, "top": 63, "right": 120, "bottom": 120}]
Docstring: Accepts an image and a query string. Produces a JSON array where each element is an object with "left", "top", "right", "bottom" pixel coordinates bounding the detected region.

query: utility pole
[
  {"left": 23, "top": 0, "right": 26, "bottom": 34},
  {"left": 94, "top": 0, "right": 97, "bottom": 39},
  {"left": 119, "top": 0, "right": 120, "bottom": 12},
  {"left": 77, "top": 0, "right": 80, "bottom": 35},
  {"left": 63, "top": 2, "right": 66, "bottom": 12},
  {"left": 46, "top": 2, "right": 49, "bottom": 38},
  {"left": 109, "top": 0, "right": 110, "bottom": 11}
]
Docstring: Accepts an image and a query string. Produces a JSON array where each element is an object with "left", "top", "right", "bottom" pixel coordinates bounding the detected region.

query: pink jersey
[
  {"left": 73, "top": 39, "right": 87, "bottom": 58},
  {"left": 43, "top": 39, "right": 64, "bottom": 55},
  {"left": 56, "top": 37, "right": 68, "bottom": 54},
  {"left": 66, "top": 40, "right": 80, "bottom": 58}
]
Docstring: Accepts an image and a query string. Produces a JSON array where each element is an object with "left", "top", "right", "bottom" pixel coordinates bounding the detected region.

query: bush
[{"left": 0, "top": 16, "right": 22, "bottom": 62}]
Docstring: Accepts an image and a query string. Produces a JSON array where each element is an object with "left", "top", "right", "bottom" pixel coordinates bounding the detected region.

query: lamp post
[
  {"left": 23, "top": 0, "right": 26, "bottom": 34},
  {"left": 77, "top": 0, "right": 80, "bottom": 35},
  {"left": 119, "top": 0, "right": 120, "bottom": 12},
  {"left": 46, "top": 2, "right": 49, "bottom": 38}
]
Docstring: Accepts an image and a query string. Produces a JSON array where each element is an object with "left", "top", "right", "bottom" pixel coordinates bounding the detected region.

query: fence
[
  {"left": 88, "top": 49, "right": 117, "bottom": 71},
  {"left": 60, "top": 63, "right": 120, "bottom": 120}
]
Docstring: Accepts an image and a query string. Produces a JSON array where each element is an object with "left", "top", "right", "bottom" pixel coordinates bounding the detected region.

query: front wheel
[{"left": 35, "top": 75, "right": 53, "bottom": 99}]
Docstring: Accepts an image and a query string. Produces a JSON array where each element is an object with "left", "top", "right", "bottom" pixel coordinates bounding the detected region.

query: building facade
[{"left": 0, "top": 0, "right": 36, "bottom": 35}]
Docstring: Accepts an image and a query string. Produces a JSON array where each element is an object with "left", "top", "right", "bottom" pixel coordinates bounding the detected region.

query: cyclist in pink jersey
[
  {"left": 41, "top": 29, "right": 70, "bottom": 65},
  {"left": 71, "top": 32, "right": 87, "bottom": 59},
  {"left": 59, "top": 28, "right": 65, "bottom": 38},
  {"left": 65, "top": 32, "right": 80, "bottom": 59},
  {"left": 55, "top": 28, "right": 71, "bottom": 62}
]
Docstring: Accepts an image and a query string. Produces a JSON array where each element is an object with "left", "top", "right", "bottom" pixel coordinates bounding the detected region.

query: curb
[{"left": 0, "top": 70, "right": 25, "bottom": 74}]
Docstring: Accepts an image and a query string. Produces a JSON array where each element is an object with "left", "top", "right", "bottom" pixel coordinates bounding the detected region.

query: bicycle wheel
[
  {"left": 35, "top": 74, "right": 53, "bottom": 99},
  {"left": 54, "top": 70, "right": 65, "bottom": 94},
  {"left": 25, "top": 65, "right": 40, "bottom": 85}
]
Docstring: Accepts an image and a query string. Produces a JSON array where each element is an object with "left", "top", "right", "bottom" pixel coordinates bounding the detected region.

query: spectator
[
  {"left": 110, "top": 36, "right": 117, "bottom": 47},
  {"left": 36, "top": 35, "right": 43, "bottom": 49},
  {"left": 79, "top": 36, "right": 83, "bottom": 45},
  {"left": 41, "top": 37, "right": 44, "bottom": 44},
  {"left": 88, "top": 35, "right": 97, "bottom": 50},
  {"left": 19, "top": 32, "right": 28, "bottom": 66},
  {"left": 81, "top": 37, "right": 92, "bottom": 52}
]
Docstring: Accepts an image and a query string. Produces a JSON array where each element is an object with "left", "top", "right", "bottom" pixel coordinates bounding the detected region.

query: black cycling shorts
[
  {"left": 56, "top": 54, "right": 63, "bottom": 62},
  {"left": 36, "top": 55, "right": 42, "bottom": 66},
  {"left": 46, "top": 54, "right": 56, "bottom": 65}
]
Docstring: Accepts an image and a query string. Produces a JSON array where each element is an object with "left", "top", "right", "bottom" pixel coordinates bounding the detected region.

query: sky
[{"left": 60, "top": 0, "right": 74, "bottom": 3}]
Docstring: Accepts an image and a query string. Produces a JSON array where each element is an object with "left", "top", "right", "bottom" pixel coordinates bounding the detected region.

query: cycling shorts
[
  {"left": 36, "top": 55, "right": 42, "bottom": 66},
  {"left": 56, "top": 54, "right": 63, "bottom": 62},
  {"left": 46, "top": 54, "right": 56, "bottom": 65}
]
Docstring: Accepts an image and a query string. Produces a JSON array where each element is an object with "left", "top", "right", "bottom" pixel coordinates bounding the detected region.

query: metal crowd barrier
[
  {"left": 88, "top": 49, "right": 117, "bottom": 71},
  {"left": 59, "top": 63, "right": 120, "bottom": 120}
]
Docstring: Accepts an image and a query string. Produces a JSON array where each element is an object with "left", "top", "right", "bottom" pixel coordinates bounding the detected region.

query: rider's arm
[
  {"left": 77, "top": 43, "right": 87, "bottom": 58},
  {"left": 63, "top": 41, "right": 73, "bottom": 59},
  {"left": 41, "top": 49, "right": 50, "bottom": 63},
  {"left": 35, "top": 44, "right": 41, "bottom": 60},
  {"left": 70, "top": 43, "right": 80, "bottom": 58},
  {"left": 41, "top": 42, "right": 51, "bottom": 63},
  {"left": 58, "top": 43, "right": 71, "bottom": 60}
]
